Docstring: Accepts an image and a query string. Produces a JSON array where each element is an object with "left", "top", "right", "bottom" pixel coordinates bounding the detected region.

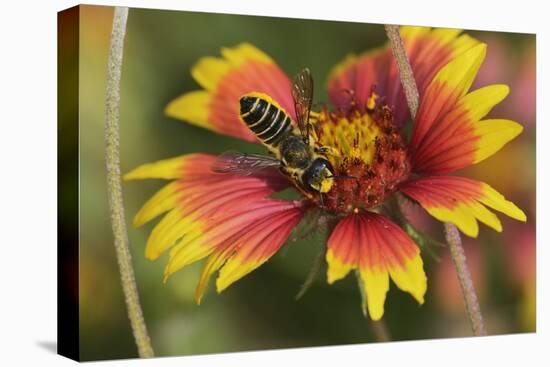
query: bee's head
[{"left": 303, "top": 158, "right": 334, "bottom": 193}]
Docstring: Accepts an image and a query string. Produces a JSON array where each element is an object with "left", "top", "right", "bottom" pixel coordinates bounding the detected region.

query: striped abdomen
[{"left": 239, "top": 93, "right": 296, "bottom": 153}]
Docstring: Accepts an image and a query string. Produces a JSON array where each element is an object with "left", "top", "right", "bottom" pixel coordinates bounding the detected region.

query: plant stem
[
  {"left": 384, "top": 24, "right": 486, "bottom": 336},
  {"left": 384, "top": 25, "right": 419, "bottom": 117},
  {"left": 444, "top": 223, "right": 487, "bottom": 335},
  {"left": 370, "top": 320, "right": 391, "bottom": 342},
  {"left": 105, "top": 7, "right": 155, "bottom": 357}
]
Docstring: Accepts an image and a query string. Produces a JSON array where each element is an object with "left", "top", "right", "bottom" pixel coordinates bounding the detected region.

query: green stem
[
  {"left": 384, "top": 24, "right": 419, "bottom": 117},
  {"left": 105, "top": 7, "right": 155, "bottom": 357},
  {"left": 384, "top": 24, "right": 486, "bottom": 336},
  {"left": 370, "top": 319, "right": 391, "bottom": 342},
  {"left": 444, "top": 223, "right": 487, "bottom": 335}
]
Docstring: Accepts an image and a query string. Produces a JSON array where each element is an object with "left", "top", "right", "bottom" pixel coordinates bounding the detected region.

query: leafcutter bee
[{"left": 213, "top": 68, "right": 337, "bottom": 201}]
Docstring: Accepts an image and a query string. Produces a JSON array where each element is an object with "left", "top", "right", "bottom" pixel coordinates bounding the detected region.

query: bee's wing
[
  {"left": 212, "top": 151, "right": 281, "bottom": 176},
  {"left": 292, "top": 68, "right": 314, "bottom": 140}
]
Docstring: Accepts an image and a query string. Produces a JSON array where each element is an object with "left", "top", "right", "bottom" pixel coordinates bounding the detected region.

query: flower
[{"left": 125, "top": 26, "right": 526, "bottom": 320}]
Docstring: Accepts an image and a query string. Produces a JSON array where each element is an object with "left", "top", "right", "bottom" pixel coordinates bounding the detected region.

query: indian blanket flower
[{"left": 125, "top": 26, "right": 526, "bottom": 320}]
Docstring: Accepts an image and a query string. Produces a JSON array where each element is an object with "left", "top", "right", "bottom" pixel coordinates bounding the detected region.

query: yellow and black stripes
[{"left": 239, "top": 92, "right": 295, "bottom": 152}]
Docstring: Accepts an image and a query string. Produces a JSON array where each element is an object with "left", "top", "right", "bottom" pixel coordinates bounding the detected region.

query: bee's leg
[
  {"left": 309, "top": 111, "right": 320, "bottom": 122},
  {"left": 319, "top": 192, "right": 325, "bottom": 209},
  {"left": 305, "top": 112, "right": 321, "bottom": 144},
  {"left": 306, "top": 120, "right": 311, "bottom": 145},
  {"left": 316, "top": 145, "right": 340, "bottom": 157}
]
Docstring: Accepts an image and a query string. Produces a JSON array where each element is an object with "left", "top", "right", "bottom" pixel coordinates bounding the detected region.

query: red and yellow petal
[
  {"left": 410, "top": 44, "right": 523, "bottom": 175},
  {"left": 326, "top": 26, "right": 481, "bottom": 128},
  {"left": 326, "top": 212, "right": 427, "bottom": 320},
  {"left": 401, "top": 26, "right": 479, "bottom": 95},
  {"left": 165, "top": 43, "right": 294, "bottom": 142},
  {"left": 171, "top": 199, "right": 303, "bottom": 304},
  {"left": 399, "top": 176, "right": 526, "bottom": 238},
  {"left": 213, "top": 205, "right": 303, "bottom": 294},
  {"left": 125, "top": 153, "right": 302, "bottom": 303},
  {"left": 124, "top": 153, "right": 289, "bottom": 260}
]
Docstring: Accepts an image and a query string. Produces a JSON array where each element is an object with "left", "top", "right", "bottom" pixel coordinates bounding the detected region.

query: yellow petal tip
[
  {"left": 194, "top": 294, "right": 203, "bottom": 305},
  {"left": 476, "top": 42, "right": 488, "bottom": 56},
  {"left": 123, "top": 169, "right": 140, "bottom": 181},
  {"left": 369, "top": 308, "right": 384, "bottom": 321},
  {"left": 145, "top": 242, "right": 161, "bottom": 261},
  {"left": 500, "top": 84, "right": 510, "bottom": 96},
  {"left": 480, "top": 183, "right": 528, "bottom": 223},
  {"left": 132, "top": 217, "right": 142, "bottom": 228},
  {"left": 133, "top": 213, "right": 150, "bottom": 228},
  {"left": 413, "top": 290, "right": 426, "bottom": 305},
  {"left": 326, "top": 270, "right": 343, "bottom": 285},
  {"left": 164, "top": 91, "right": 212, "bottom": 130},
  {"left": 215, "top": 280, "right": 227, "bottom": 294},
  {"left": 516, "top": 209, "right": 528, "bottom": 222},
  {"left": 145, "top": 252, "right": 158, "bottom": 261}
]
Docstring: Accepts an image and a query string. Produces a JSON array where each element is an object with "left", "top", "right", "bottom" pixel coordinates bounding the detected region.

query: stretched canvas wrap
[{"left": 58, "top": 4, "right": 536, "bottom": 362}]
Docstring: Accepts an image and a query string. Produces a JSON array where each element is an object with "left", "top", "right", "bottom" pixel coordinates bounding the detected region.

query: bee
[{"left": 213, "top": 68, "right": 336, "bottom": 200}]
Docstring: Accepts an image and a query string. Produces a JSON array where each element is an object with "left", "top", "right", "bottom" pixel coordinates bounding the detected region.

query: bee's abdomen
[{"left": 240, "top": 95, "right": 293, "bottom": 148}]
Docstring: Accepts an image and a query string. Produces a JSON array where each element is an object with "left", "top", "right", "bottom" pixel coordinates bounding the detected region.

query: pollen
[
  {"left": 366, "top": 91, "right": 378, "bottom": 110},
  {"left": 315, "top": 101, "right": 411, "bottom": 214},
  {"left": 319, "top": 113, "right": 381, "bottom": 166}
]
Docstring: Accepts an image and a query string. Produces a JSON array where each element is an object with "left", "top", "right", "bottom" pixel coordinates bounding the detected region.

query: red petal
[{"left": 327, "top": 27, "right": 480, "bottom": 128}]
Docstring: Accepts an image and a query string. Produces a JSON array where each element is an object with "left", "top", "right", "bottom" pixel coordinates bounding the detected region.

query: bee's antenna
[{"left": 319, "top": 192, "right": 325, "bottom": 209}]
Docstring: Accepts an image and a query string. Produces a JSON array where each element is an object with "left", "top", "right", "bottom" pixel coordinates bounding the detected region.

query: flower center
[{"left": 314, "top": 101, "right": 411, "bottom": 214}]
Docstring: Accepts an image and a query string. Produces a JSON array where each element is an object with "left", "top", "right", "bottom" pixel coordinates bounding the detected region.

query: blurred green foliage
[{"left": 71, "top": 5, "right": 535, "bottom": 361}]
